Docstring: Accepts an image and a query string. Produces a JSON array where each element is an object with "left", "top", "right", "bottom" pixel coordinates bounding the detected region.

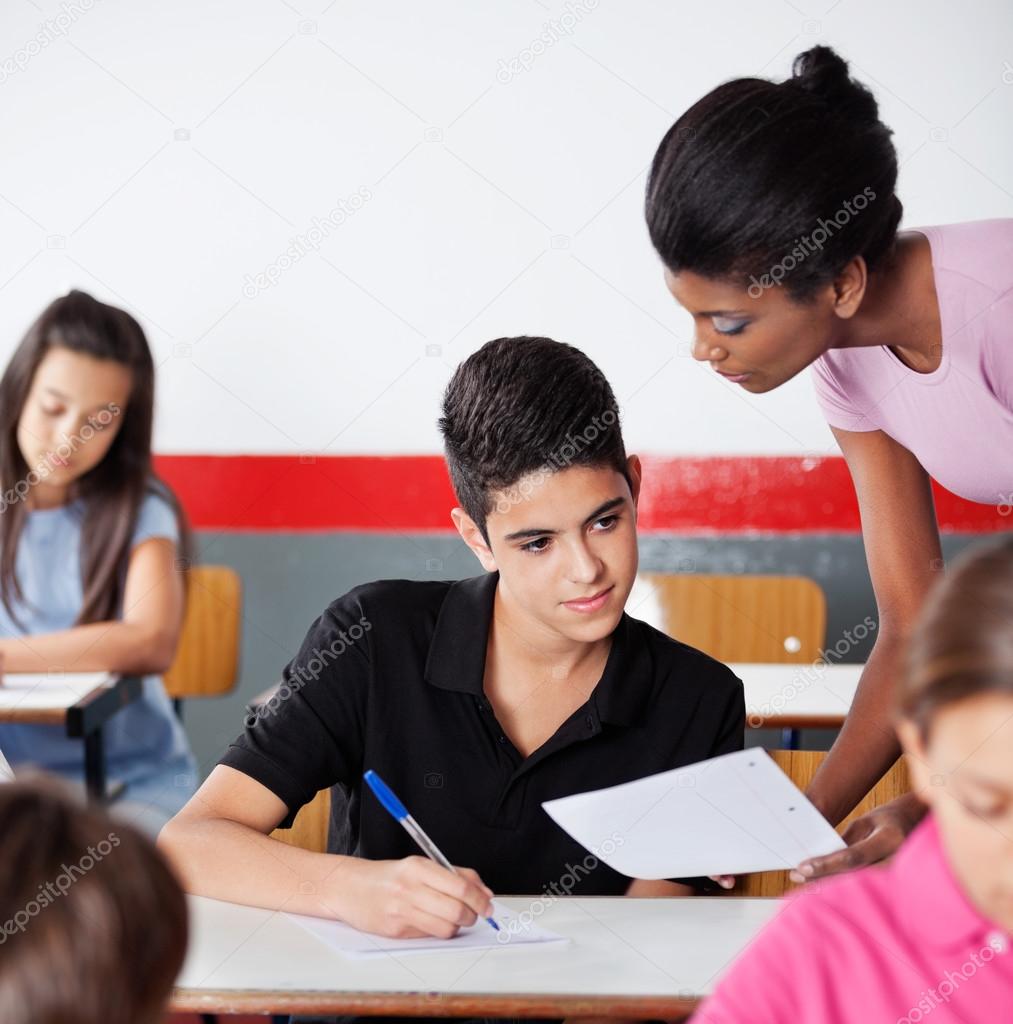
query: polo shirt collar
[
  {"left": 424, "top": 572, "right": 496, "bottom": 695},
  {"left": 424, "top": 572, "right": 655, "bottom": 727},
  {"left": 892, "top": 813, "right": 1006, "bottom": 953}
]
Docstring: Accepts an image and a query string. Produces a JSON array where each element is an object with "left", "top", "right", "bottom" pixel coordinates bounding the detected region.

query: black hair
[
  {"left": 439, "top": 336, "right": 627, "bottom": 540},
  {"left": 645, "top": 45, "right": 903, "bottom": 300}
]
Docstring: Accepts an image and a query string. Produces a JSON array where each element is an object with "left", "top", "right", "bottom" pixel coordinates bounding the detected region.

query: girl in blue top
[{"left": 0, "top": 290, "right": 196, "bottom": 832}]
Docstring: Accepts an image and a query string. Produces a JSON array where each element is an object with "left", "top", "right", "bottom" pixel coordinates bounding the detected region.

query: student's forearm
[
  {"left": 158, "top": 815, "right": 362, "bottom": 920},
  {"left": 0, "top": 621, "right": 175, "bottom": 676},
  {"left": 806, "top": 632, "right": 906, "bottom": 826}
]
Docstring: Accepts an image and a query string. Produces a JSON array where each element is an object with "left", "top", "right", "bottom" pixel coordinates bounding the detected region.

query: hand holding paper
[{"left": 542, "top": 748, "right": 845, "bottom": 878}]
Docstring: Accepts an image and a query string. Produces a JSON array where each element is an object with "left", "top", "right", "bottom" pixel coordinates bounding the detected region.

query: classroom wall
[
  {"left": 2, "top": 0, "right": 1012, "bottom": 457},
  {"left": 1, "top": 1, "right": 1011, "bottom": 775}
]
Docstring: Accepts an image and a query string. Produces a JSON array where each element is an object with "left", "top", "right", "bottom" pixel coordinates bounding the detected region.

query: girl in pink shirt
[
  {"left": 694, "top": 537, "right": 1013, "bottom": 1024},
  {"left": 645, "top": 43, "right": 1013, "bottom": 882}
]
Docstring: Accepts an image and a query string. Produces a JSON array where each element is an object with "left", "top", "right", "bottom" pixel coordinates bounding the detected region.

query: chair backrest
[
  {"left": 639, "top": 573, "right": 826, "bottom": 664},
  {"left": 162, "top": 565, "right": 242, "bottom": 701},
  {"left": 733, "top": 749, "right": 911, "bottom": 897},
  {"left": 272, "top": 788, "right": 331, "bottom": 853}
]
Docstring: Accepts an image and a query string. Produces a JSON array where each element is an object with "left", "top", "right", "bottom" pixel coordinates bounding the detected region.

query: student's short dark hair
[
  {"left": 645, "top": 45, "right": 903, "bottom": 301},
  {"left": 439, "top": 336, "right": 627, "bottom": 539},
  {"left": 0, "top": 777, "right": 188, "bottom": 1024},
  {"left": 901, "top": 537, "right": 1013, "bottom": 738}
]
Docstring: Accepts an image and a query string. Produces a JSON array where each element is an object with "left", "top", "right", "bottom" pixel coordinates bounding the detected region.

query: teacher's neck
[{"left": 836, "top": 231, "right": 942, "bottom": 373}]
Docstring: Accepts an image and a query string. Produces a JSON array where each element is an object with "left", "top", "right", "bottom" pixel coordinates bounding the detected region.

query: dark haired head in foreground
[{"left": 0, "top": 776, "right": 188, "bottom": 1024}]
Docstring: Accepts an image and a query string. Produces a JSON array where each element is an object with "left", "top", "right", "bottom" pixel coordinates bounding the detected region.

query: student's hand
[
  {"left": 338, "top": 855, "right": 495, "bottom": 939},
  {"left": 790, "top": 792, "right": 927, "bottom": 882},
  {"left": 708, "top": 874, "right": 736, "bottom": 890},
  {"left": 0, "top": 649, "right": 5, "bottom": 684}
]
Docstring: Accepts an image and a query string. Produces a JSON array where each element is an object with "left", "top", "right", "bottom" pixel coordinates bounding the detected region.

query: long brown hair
[
  {"left": 0, "top": 776, "right": 188, "bottom": 1024},
  {"left": 0, "top": 290, "right": 191, "bottom": 626},
  {"left": 901, "top": 537, "right": 1013, "bottom": 736}
]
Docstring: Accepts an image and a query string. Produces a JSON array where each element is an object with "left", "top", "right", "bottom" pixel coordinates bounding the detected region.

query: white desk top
[
  {"left": 0, "top": 672, "right": 114, "bottom": 713},
  {"left": 730, "top": 662, "right": 862, "bottom": 727},
  {"left": 173, "top": 893, "right": 778, "bottom": 1017}
]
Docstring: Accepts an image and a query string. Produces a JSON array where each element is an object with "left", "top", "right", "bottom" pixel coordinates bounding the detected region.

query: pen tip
[{"left": 488, "top": 917, "right": 500, "bottom": 931}]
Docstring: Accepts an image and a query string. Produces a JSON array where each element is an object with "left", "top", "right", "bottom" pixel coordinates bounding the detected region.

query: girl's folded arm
[{"left": 0, "top": 535, "right": 183, "bottom": 676}]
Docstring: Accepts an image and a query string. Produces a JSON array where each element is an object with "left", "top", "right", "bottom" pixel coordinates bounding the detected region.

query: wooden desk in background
[
  {"left": 0, "top": 672, "right": 142, "bottom": 800},
  {"left": 730, "top": 662, "right": 862, "bottom": 730}
]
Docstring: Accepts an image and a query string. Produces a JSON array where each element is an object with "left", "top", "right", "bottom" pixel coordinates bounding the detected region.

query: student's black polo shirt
[{"left": 220, "top": 572, "right": 744, "bottom": 895}]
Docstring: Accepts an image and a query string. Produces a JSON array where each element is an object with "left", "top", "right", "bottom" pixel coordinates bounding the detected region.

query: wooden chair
[
  {"left": 640, "top": 572, "right": 827, "bottom": 746},
  {"left": 163, "top": 565, "right": 242, "bottom": 719},
  {"left": 271, "top": 787, "right": 332, "bottom": 853},
  {"left": 733, "top": 749, "right": 910, "bottom": 897},
  {"left": 640, "top": 573, "right": 826, "bottom": 664}
]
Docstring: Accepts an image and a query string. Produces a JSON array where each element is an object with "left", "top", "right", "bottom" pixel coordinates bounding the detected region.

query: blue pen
[{"left": 363, "top": 769, "right": 500, "bottom": 932}]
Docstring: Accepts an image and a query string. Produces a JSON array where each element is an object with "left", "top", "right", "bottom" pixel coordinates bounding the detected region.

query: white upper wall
[{"left": 1, "top": 0, "right": 1010, "bottom": 456}]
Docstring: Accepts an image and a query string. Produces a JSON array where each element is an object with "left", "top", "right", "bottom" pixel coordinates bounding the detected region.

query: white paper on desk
[
  {"left": 0, "top": 672, "right": 115, "bottom": 711},
  {"left": 0, "top": 744, "right": 13, "bottom": 781},
  {"left": 0, "top": 672, "right": 112, "bottom": 690},
  {"left": 284, "top": 901, "right": 568, "bottom": 959},
  {"left": 542, "top": 748, "right": 846, "bottom": 878}
]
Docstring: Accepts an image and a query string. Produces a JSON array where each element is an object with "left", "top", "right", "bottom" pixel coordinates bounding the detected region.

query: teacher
[{"left": 644, "top": 44, "right": 1013, "bottom": 878}]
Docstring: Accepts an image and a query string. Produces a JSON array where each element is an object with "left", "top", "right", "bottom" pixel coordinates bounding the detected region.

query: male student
[{"left": 159, "top": 336, "right": 744, "bottom": 940}]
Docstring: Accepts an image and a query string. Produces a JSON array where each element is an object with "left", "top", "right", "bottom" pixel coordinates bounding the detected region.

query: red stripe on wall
[{"left": 151, "top": 454, "right": 1011, "bottom": 534}]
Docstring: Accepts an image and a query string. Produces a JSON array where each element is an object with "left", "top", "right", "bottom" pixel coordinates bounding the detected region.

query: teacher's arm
[{"left": 798, "top": 426, "right": 937, "bottom": 876}]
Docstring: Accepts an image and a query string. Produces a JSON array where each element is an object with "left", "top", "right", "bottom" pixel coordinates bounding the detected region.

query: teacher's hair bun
[{"left": 789, "top": 45, "right": 880, "bottom": 124}]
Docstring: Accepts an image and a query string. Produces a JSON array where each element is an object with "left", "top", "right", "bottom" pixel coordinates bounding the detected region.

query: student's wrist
[{"left": 319, "top": 853, "right": 362, "bottom": 915}]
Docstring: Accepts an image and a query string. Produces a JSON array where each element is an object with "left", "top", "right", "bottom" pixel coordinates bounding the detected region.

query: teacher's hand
[{"left": 790, "top": 792, "right": 927, "bottom": 882}]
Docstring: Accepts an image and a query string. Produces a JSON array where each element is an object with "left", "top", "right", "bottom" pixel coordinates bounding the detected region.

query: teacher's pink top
[
  {"left": 812, "top": 219, "right": 1013, "bottom": 505},
  {"left": 693, "top": 816, "right": 1012, "bottom": 1024}
]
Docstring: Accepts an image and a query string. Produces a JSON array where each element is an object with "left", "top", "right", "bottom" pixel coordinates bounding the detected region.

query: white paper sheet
[
  {"left": 542, "top": 748, "right": 846, "bottom": 878},
  {"left": 0, "top": 672, "right": 114, "bottom": 711},
  {"left": 0, "top": 744, "right": 13, "bottom": 781},
  {"left": 284, "top": 901, "right": 568, "bottom": 959}
]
